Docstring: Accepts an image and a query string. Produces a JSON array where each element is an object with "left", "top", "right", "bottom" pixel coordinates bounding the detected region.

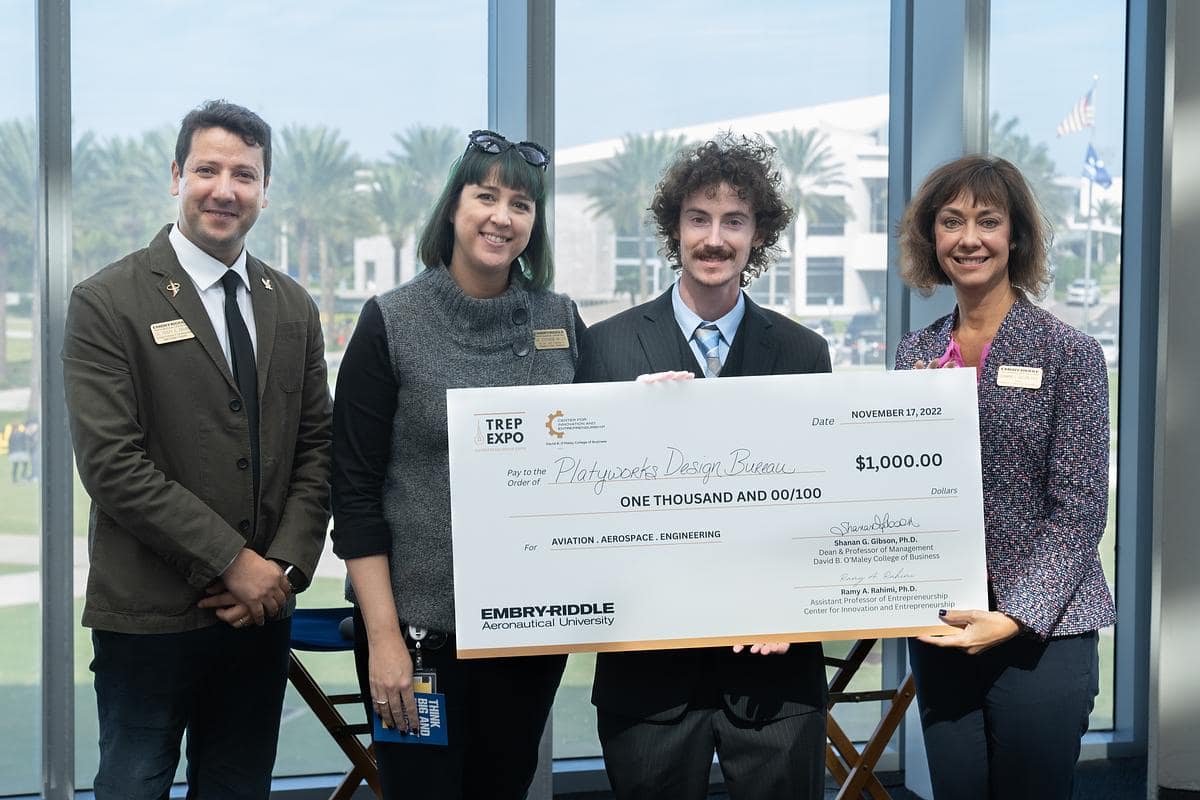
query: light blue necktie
[{"left": 694, "top": 322, "right": 722, "bottom": 378}]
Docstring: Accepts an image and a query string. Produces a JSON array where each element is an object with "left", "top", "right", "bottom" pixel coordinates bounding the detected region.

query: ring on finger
[{"left": 373, "top": 698, "right": 388, "bottom": 705}]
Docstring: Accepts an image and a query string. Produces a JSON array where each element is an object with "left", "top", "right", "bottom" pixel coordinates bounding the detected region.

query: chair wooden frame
[
  {"left": 288, "top": 652, "right": 382, "bottom": 800},
  {"left": 825, "top": 639, "right": 917, "bottom": 800}
]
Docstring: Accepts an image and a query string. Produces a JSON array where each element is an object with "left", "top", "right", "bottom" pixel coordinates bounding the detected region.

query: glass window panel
[
  {"left": 554, "top": 0, "right": 890, "bottom": 757},
  {"left": 865, "top": 177, "right": 888, "bottom": 234},
  {"left": 773, "top": 257, "right": 793, "bottom": 305},
  {"left": 615, "top": 234, "right": 657, "bottom": 262},
  {"left": 808, "top": 202, "right": 847, "bottom": 236},
  {"left": 747, "top": 256, "right": 793, "bottom": 309},
  {"left": 806, "top": 256, "right": 845, "bottom": 306},
  {"left": 0, "top": 0, "right": 41, "bottom": 793},
  {"left": 69, "top": 1, "right": 485, "bottom": 786},
  {"left": 989, "top": 0, "right": 1125, "bottom": 730}
]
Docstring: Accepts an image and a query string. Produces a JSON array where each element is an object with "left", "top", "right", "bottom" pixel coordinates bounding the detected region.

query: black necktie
[{"left": 221, "top": 270, "right": 260, "bottom": 518}]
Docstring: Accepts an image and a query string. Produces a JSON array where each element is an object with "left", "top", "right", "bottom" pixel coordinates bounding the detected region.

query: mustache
[{"left": 691, "top": 244, "right": 735, "bottom": 261}]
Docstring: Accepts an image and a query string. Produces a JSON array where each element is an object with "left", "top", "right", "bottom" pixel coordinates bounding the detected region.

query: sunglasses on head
[{"left": 467, "top": 129, "right": 550, "bottom": 170}]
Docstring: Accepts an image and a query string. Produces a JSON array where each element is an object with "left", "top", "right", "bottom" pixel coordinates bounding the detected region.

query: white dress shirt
[
  {"left": 168, "top": 224, "right": 258, "bottom": 369},
  {"left": 671, "top": 280, "right": 745, "bottom": 374}
]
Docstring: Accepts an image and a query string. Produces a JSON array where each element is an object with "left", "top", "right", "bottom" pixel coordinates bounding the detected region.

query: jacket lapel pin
[
  {"left": 166, "top": 279, "right": 181, "bottom": 298},
  {"left": 261, "top": 276, "right": 273, "bottom": 291}
]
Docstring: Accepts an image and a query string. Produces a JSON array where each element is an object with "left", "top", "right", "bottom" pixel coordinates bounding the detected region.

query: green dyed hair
[{"left": 417, "top": 143, "right": 553, "bottom": 291}]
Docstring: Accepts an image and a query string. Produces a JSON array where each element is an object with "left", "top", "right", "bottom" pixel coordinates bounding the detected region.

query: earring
[{"left": 518, "top": 255, "right": 533, "bottom": 282}]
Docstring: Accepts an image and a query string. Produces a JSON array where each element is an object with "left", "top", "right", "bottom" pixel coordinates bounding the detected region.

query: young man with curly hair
[{"left": 576, "top": 134, "right": 832, "bottom": 799}]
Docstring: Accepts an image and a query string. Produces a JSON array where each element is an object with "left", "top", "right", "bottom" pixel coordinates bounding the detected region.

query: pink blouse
[{"left": 936, "top": 336, "right": 992, "bottom": 380}]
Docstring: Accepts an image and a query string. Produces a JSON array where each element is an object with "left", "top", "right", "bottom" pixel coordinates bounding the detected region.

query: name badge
[
  {"left": 996, "top": 365, "right": 1043, "bottom": 389},
  {"left": 372, "top": 692, "right": 448, "bottom": 746},
  {"left": 533, "top": 328, "right": 570, "bottom": 350},
  {"left": 150, "top": 319, "right": 195, "bottom": 345}
]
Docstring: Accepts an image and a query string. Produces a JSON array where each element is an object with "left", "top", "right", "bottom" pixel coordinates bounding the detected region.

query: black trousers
[
  {"left": 597, "top": 704, "right": 827, "bottom": 800},
  {"left": 91, "top": 619, "right": 292, "bottom": 800},
  {"left": 352, "top": 609, "right": 565, "bottom": 800},
  {"left": 909, "top": 631, "right": 1100, "bottom": 800}
]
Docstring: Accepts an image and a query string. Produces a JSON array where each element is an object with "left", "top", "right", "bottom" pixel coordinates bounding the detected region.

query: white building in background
[
  {"left": 347, "top": 94, "right": 1118, "bottom": 331},
  {"left": 348, "top": 94, "right": 891, "bottom": 323},
  {"left": 351, "top": 235, "right": 393, "bottom": 297},
  {"left": 350, "top": 233, "right": 421, "bottom": 300},
  {"left": 553, "top": 94, "right": 890, "bottom": 322}
]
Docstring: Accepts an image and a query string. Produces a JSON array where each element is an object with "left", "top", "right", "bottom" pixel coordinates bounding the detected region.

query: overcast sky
[{"left": 1, "top": 0, "right": 1125, "bottom": 176}]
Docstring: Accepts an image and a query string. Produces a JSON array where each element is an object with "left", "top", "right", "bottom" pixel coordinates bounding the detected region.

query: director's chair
[
  {"left": 824, "top": 639, "right": 917, "bottom": 800},
  {"left": 289, "top": 608, "right": 382, "bottom": 800}
]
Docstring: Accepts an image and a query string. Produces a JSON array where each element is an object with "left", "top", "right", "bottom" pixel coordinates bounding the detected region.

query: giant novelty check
[{"left": 447, "top": 369, "right": 988, "bottom": 658}]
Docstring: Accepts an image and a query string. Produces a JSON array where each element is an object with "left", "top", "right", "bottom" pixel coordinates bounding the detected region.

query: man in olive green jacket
[{"left": 63, "top": 100, "right": 331, "bottom": 799}]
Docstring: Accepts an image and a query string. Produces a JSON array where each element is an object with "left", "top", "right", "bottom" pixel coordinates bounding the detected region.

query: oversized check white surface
[{"left": 447, "top": 369, "right": 987, "bottom": 658}]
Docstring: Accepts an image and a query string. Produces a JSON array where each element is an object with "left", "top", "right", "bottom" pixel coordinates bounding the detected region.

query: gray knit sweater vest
[{"left": 371, "top": 266, "right": 579, "bottom": 632}]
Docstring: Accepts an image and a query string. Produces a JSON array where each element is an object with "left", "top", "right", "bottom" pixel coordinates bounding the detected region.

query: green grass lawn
[
  {"left": 0, "top": 477, "right": 44, "bottom": 535},
  {"left": 0, "top": 577, "right": 364, "bottom": 793},
  {"left": 0, "top": 463, "right": 95, "bottom": 537},
  {"left": 4, "top": 334, "right": 31, "bottom": 364},
  {"left": 0, "top": 316, "right": 34, "bottom": 392},
  {"left": 553, "top": 653, "right": 600, "bottom": 757}
]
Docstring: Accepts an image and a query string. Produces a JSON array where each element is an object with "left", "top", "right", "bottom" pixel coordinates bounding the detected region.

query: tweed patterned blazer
[{"left": 895, "top": 298, "right": 1115, "bottom": 638}]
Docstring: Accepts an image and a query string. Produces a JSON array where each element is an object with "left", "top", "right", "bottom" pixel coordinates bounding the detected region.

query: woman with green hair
[{"left": 332, "top": 130, "right": 586, "bottom": 798}]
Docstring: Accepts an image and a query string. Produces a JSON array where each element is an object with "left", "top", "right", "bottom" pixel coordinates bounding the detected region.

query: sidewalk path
[
  {"left": 0, "top": 531, "right": 344, "bottom": 608},
  {"left": 0, "top": 388, "right": 31, "bottom": 413}
]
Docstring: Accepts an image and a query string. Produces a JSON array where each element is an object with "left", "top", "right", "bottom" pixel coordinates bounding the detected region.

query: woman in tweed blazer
[{"left": 894, "top": 155, "right": 1114, "bottom": 800}]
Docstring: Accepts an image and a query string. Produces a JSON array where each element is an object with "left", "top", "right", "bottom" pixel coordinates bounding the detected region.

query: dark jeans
[
  {"left": 352, "top": 608, "right": 565, "bottom": 800},
  {"left": 909, "top": 631, "right": 1100, "bottom": 800},
  {"left": 91, "top": 618, "right": 292, "bottom": 800}
]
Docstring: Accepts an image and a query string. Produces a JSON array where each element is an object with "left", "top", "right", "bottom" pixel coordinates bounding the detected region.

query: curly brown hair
[
  {"left": 899, "top": 154, "right": 1052, "bottom": 298},
  {"left": 650, "top": 133, "right": 793, "bottom": 287}
]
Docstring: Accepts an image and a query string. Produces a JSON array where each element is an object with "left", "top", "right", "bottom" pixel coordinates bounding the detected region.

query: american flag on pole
[{"left": 1056, "top": 88, "right": 1095, "bottom": 137}]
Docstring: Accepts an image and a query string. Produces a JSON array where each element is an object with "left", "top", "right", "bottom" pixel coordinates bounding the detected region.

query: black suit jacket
[{"left": 576, "top": 287, "right": 831, "bottom": 723}]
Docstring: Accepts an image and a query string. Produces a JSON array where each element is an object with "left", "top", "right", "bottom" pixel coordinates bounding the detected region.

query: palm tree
[
  {"left": 989, "top": 113, "right": 1072, "bottom": 225},
  {"left": 586, "top": 132, "right": 686, "bottom": 303},
  {"left": 768, "top": 128, "right": 852, "bottom": 310},
  {"left": 389, "top": 125, "right": 460, "bottom": 203},
  {"left": 272, "top": 125, "right": 362, "bottom": 320},
  {"left": 370, "top": 125, "right": 461, "bottom": 282},
  {"left": 0, "top": 118, "right": 37, "bottom": 385},
  {"left": 73, "top": 127, "right": 177, "bottom": 277},
  {"left": 369, "top": 161, "right": 421, "bottom": 285},
  {"left": 69, "top": 130, "right": 106, "bottom": 279}
]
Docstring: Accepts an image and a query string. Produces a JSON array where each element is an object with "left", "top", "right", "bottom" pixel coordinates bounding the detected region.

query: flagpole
[
  {"left": 1083, "top": 173, "right": 1094, "bottom": 334},
  {"left": 1081, "top": 74, "right": 1099, "bottom": 335}
]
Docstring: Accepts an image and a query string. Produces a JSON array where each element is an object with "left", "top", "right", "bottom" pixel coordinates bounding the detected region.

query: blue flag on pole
[{"left": 1083, "top": 145, "right": 1113, "bottom": 188}]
